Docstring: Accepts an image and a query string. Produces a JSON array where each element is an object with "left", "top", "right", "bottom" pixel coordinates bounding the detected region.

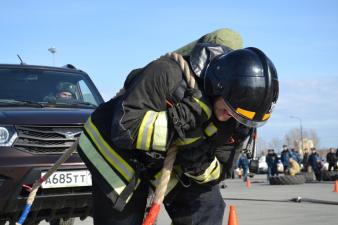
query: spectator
[
  {"left": 237, "top": 151, "right": 249, "bottom": 182},
  {"left": 308, "top": 148, "right": 322, "bottom": 181},
  {"left": 288, "top": 157, "right": 301, "bottom": 176},
  {"left": 266, "top": 149, "right": 278, "bottom": 179},
  {"left": 281, "top": 145, "right": 292, "bottom": 173},
  {"left": 291, "top": 148, "right": 302, "bottom": 164},
  {"left": 302, "top": 148, "right": 309, "bottom": 171},
  {"left": 326, "top": 148, "right": 337, "bottom": 171}
]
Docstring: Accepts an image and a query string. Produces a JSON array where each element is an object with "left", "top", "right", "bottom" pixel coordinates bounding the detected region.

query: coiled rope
[{"left": 142, "top": 52, "right": 196, "bottom": 225}]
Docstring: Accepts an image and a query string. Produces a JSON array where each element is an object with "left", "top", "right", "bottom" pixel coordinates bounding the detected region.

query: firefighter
[{"left": 77, "top": 32, "right": 279, "bottom": 225}]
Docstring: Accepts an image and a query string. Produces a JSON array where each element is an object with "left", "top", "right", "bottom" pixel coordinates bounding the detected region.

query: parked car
[{"left": 0, "top": 63, "right": 104, "bottom": 225}]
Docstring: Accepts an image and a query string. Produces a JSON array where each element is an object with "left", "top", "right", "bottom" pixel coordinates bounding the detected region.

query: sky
[{"left": 1, "top": 0, "right": 338, "bottom": 150}]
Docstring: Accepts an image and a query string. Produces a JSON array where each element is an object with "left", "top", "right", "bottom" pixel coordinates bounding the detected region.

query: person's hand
[
  {"left": 176, "top": 145, "right": 214, "bottom": 175},
  {"left": 168, "top": 88, "right": 209, "bottom": 139}
]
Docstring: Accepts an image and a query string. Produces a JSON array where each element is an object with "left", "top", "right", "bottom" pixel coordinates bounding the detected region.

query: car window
[{"left": 0, "top": 68, "right": 101, "bottom": 108}]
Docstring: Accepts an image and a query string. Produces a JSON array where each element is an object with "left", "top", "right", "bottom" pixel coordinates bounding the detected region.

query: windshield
[{"left": 0, "top": 68, "right": 101, "bottom": 108}]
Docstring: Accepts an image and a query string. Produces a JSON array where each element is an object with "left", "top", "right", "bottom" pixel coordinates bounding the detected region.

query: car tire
[
  {"left": 50, "top": 218, "right": 75, "bottom": 225},
  {"left": 269, "top": 174, "right": 306, "bottom": 185},
  {"left": 322, "top": 171, "right": 338, "bottom": 181}
]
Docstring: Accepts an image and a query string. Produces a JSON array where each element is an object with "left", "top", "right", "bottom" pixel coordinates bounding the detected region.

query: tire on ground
[
  {"left": 301, "top": 172, "right": 316, "bottom": 183},
  {"left": 322, "top": 171, "right": 338, "bottom": 181},
  {"left": 269, "top": 174, "right": 305, "bottom": 185}
]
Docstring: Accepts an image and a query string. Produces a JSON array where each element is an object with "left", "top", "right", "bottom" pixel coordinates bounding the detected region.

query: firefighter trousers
[{"left": 92, "top": 178, "right": 225, "bottom": 225}]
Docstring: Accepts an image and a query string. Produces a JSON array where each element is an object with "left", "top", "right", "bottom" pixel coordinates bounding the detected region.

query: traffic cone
[
  {"left": 333, "top": 180, "right": 338, "bottom": 193},
  {"left": 246, "top": 178, "right": 251, "bottom": 188},
  {"left": 227, "top": 205, "right": 239, "bottom": 225}
]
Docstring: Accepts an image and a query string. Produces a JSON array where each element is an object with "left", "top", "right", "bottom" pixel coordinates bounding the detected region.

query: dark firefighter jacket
[{"left": 77, "top": 56, "right": 251, "bottom": 211}]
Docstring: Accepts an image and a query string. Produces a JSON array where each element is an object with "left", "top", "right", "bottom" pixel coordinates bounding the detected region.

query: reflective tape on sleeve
[
  {"left": 136, "top": 111, "right": 158, "bottom": 151},
  {"left": 152, "top": 111, "right": 168, "bottom": 151},
  {"left": 204, "top": 122, "right": 217, "bottom": 137},
  {"left": 184, "top": 157, "right": 220, "bottom": 184}
]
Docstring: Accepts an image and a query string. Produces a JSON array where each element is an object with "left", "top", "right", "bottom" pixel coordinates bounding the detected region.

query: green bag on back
[{"left": 174, "top": 28, "right": 243, "bottom": 56}]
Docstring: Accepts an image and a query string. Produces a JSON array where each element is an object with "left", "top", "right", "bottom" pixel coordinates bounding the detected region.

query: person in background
[
  {"left": 308, "top": 147, "right": 322, "bottom": 181},
  {"left": 302, "top": 148, "right": 309, "bottom": 172},
  {"left": 44, "top": 82, "right": 75, "bottom": 102},
  {"left": 326, "top": 147, "right": 337, "bottom": 171},
  {"left": 281, "top": 145, "right": 292, "bottom": 173},
  {"left": 287, "top": 157, "right": 301, "bottom": 176},
  {"left": 237, "top": 151, "right": 249, "bottom": 182},
  {"left": 291, "top": 148, "right": 302, "bottom": 165},
  {"left": 266, "top": 149, "right": 278, "bottom": 180}
]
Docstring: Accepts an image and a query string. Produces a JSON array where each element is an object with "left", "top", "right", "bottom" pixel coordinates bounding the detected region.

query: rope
[
  {"left": 16, "top": 140, "right": 78, "bottom": 225},
  {"left": 165, "top": 52, "right": 197, "bottom": 89},
  {"left": 142, "top": 53, "right": 197, "bottom": 225}
]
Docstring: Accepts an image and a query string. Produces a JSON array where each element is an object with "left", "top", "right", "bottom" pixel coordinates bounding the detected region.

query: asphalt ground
[{"left": 35, "top": 174, "right": 337, "bottom": 225}]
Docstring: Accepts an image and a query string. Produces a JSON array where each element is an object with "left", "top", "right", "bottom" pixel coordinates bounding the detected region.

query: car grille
[{"left": 13, "top": 125, "right": 82, "bottom": 154}]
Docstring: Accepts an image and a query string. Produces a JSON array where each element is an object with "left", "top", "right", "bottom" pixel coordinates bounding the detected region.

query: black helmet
[{"left": 204, "top": 47, "right": 279, "bottom": 127}]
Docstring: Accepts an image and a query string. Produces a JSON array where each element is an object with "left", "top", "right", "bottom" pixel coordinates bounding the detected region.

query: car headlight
[{"left": 0, "top": 126, "right": 18, "bottom": 147}]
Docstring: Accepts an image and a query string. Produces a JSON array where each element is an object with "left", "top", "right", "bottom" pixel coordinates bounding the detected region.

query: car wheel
[
  {"left": 50, "top": 218, "right": 75, "bottom": 225},
  {"left": 269, "top": 174, "right": 306, "bottom": 185}
]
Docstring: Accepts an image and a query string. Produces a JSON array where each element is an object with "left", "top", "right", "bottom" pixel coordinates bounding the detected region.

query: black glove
[
  {"left": 168, "top": 88, "right": 208, "bottom": 139},
  {"left": 176, "top": 143, "right": 215, "bottom": 175}
]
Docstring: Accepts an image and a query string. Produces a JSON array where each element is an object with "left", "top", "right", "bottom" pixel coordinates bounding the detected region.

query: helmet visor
[{"left": 222, "top": 101, "right": 267, "bottom": 128}]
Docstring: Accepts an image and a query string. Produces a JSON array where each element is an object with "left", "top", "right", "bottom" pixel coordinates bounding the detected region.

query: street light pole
[
  {"left": 48, "top": 47, "right": 57, "bottom": 66},
  {"left": 290, "top": 116, "right": 304, "bottom": 154}
]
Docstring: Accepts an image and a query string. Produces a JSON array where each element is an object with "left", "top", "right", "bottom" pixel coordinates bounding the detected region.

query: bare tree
[
  {"left": 284, "top": 128, "right": 300, "bottom": 148},
  {"left": 308, "top": 129, "right": 320, "bottom": 147},
  {"left": 268, "top": 138, "right": 283, "bottom": 153},
  {"left": 283, "top": 128, "right": 320, "bottom": 150}
]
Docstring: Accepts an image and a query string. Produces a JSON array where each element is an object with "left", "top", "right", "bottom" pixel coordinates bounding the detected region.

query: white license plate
[{"left": 41, "top": 170, "right": 92, "bottom": 189}]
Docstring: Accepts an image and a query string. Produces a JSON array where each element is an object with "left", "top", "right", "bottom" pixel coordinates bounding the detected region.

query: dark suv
[{"left": 0, "top": 64, "right": 104, "bottom": 225}]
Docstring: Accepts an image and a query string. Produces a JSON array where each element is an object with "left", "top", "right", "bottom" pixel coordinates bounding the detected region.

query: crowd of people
[{"left": 236, "top": 145, "right": 338, "bottom": 182}]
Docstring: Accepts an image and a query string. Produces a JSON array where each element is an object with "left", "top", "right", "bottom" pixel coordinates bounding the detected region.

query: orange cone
[
  {"left": 246, "top": 178, "right": 251, "bottom": 188},
  {"left": 333, "top": 180, "right": 338, "bottom": 193},
  {"left": 227, "top": 205, "right": 239, "bottom": 225}
]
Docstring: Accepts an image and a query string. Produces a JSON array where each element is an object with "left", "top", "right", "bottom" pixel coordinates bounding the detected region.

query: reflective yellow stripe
[
  {"left": 85, "top": 117, "right": 135, "bottom": 182},
  {"left": 184, "top": 157, "right": 220, "bottom": 184},
  {"left": 79, "top": 133, "right": 126, "bottom": 194},
  {"left": 204, "top": 122, "right": 217, "bottom": 137},
  {"left": 262, "top": 113, "right": 270, "bottom": 121},
  {"left": 136, "top": 111, "right": 158, "bottom": 150},
  {"left": 236, "top": 107, "right": 256, "bottom": 119},
  {"left": 193, "top": 97, "right": 212, "bottom": 119},
  {"left": 173, "top": 137, "right": 201, "bottom": 146},
  {"left": 152, "top": 111, "right": 168, "bottom": 151}
]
